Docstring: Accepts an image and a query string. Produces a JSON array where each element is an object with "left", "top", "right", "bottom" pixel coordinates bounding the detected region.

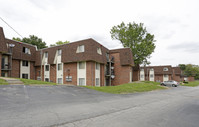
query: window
[
  {"left": 79, "top": 62, "right": 85, "bottom": 69},
  {"left": 22, "top": 61, "right": 28, "bottom": 66},
  {"left": 58, "top": 78, "right": 62, "bottom": 84},
  {"left": 22, "top": 74, "right": 28, "bottom": 79},
  {"left": 58, "top": 49, "right": 62, "bottom": 56},
  {"left": 141, "top": 75, "right": 144, "bottom": 78},
  {"left": 45, "top": 78, "right": 49, "bottom": 82},
  {"left": 141, "top": 69, "right": 144, "bottom": 71},
  {"left": 77, "top": 45, "right": 84, "bottom": 53},
  {"left": 96, "top": 78, "right": 100, "bottom": 86},
  {"left": 163, "top": 67, "right": 168, "bottom": 71},
  {"left": 96, "top": 63, "right": 100, "bottom": 70},
  {"left": 79, "top": 78, "right": 85, "bottom": 86},
  {"left": 44, "top": 52, "right": 48, "bottom": 58},
  {"left": 58, "top": 63, "right": 62, "bottom": 70},
  {"left": 164, "top": 75, "right": 168, "bottom": 78},
  {"left": 150, "top": 74, "right": 154, "bottom": 78},
  {"left": 97, "top": 47, "right": 102, "bottom": 55},
  {"left": 150, "top": 68, "right": 154, "bottom": 71},
  {"left": 45, "top": 65, "right": 49, "bottom": 71},
  {"left": 23, "top": 47, "right": 31, "bottom": 54}
]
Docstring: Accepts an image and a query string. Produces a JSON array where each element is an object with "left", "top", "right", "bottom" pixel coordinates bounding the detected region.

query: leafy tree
[
  {"left": 180, "top": 64, "right": 199, "bottom": 79},
  {"left": 179, "top": 64, "right": 186, "bottom": 70},
  {"left": 13, "top": 35, "right": 47, "bottom": 49},
  {"left": 50, "top": 40, "right": 70, "bottom": 47},
  {"left": 110, "top": 22, "right": 156, "bottom": 66}
]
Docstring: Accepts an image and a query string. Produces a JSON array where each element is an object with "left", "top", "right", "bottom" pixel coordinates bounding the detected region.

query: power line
[{"left": 0, "top": 16, "right": 23, "bottom": 38}]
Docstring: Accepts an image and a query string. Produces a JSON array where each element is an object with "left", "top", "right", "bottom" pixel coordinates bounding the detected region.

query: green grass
[
  {"left": 0, "top": 79, "right": 8, "bottom": 85},
  {"left": 19, "top": 78, "right": 56, "bottom": 85},
  {"left": 181, "top": 81, "right": 199, "bottom": 87},
  {"left": 84, "top": 81, "right": 166, "bottom": 94}
]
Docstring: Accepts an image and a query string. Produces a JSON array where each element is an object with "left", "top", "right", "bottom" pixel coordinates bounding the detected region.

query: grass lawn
[
  {"left": 19, "top": 78, "right": 56, "bottom": 85},
  {"left": 181, "top": 81, "right": 199, "bottom": 87},
  {"left": 0, "top": 79, "right": 8, "bottom": 85},
  {"left": 84, "top": 81, "right": 166, "bottom": 94}
]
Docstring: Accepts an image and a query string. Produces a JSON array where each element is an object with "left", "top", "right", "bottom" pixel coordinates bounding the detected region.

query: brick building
[
  {"left": 0, "top": 27, "right": 134, "bottom": 86},
  {"left": 139, "top": 65, "right": 194, "bottom": 82}
]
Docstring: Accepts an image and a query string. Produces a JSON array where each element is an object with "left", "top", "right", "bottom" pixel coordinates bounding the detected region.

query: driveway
[{"left": 0, "top": 85, "right": 199, "bottom": 127}]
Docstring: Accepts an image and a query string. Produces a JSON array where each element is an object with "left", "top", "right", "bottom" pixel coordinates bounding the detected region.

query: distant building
[{"left": 139, "top": 65, "right": 194, "bottom": 82}]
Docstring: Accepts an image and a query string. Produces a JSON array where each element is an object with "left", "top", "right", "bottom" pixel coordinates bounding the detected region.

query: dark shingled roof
[
  {"left": 35, "top": 39, "right": 110, "bottom": 66},
  {"left": 141, "top": 65, "right": 173, "bottom": 75},
  {"left": 172, "top": 67, "right": 182, "bottom": 75},
  {"left": 5, "top": 39, "right": 37, "bottom": 61},
  {"left": 110, "top": 48, "right": 134, "bottom": 66},
  {"left": 0, "top": 27, "right": 8, "bottom": 53},
  {"left": 35, "top": 39, "right": 134, "bottom": 66}
]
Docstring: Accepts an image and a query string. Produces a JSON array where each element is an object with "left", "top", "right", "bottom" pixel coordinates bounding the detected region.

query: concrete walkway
[{"left": 0, "top": 77, "right": 24, "bottom": 85}]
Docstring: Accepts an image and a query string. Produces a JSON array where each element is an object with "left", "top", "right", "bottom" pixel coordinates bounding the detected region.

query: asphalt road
[{"left": 0, "top": 85, "right": 199, "bottom": 127}]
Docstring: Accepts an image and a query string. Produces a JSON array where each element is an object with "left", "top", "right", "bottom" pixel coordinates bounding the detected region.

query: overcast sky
[{"left": 0, "top": 0, "right": 199, "bottom": 66}]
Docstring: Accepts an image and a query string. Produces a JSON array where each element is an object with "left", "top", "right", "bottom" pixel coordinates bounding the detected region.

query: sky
[{"left": 0, "top": 0, "right": 199, "bottom": 66}]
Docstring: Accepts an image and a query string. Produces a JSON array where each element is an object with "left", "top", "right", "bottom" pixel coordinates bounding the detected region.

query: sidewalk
[{"left": 0, "top": 77, "right": 24, "bottom": 85}]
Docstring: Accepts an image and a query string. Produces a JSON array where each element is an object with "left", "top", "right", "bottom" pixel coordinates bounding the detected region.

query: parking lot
[{"left": 0, "top": 85, "right": 199, "bottom": 127}]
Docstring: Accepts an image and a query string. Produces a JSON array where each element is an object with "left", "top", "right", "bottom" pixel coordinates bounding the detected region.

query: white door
[{"left": 163, "top": 75, "right": 169, "bottom": 81}]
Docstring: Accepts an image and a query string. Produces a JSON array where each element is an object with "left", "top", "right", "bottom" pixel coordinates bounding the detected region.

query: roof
[
  {"left": 5, "top": 39, "right": 37, "bottom": 61},
  {"left": 110, "top": 48, "right": 134, "bottom": 66},
  {"left": 35, "top": 38, "right": 110, "bottom": 66},
  {"left": 141, "top": 65, "right": 173, "bottom": 75},
  {"left": 172, "top": 67, "right": 182, "bottom": 75},
  {"left": 0, "top": 27, "right": 8, "bottom": 53}
]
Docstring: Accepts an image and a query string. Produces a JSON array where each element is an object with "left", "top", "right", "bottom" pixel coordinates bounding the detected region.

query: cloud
[{"left": 168, "top": 42, "right": 199, "bottom": 53}]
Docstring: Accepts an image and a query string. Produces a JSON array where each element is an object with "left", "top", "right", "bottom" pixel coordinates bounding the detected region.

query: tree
[
  {"left": 179, "top": 64, "right": 199, "bottom": 80},
  {"left": 179, "top": 64, "right": 186, "bottom": 70},
  {"left": 110, "top": 22, "right": 156, "bottom": 66},
  {"left": 50, "top": 40, "right": 70, "bottom": 47},
  {"left": 13, "top": 35, "right": 47, "bottom": 49}
]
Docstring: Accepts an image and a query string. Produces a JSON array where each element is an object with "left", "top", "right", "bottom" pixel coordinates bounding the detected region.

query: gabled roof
[
  {"left": 0, "top": 27, "right": 8, "bottom": 53},
  {"left": 110, "top": 48, "right": 134, "bottom": 66},
  {"left": 141, "top": 65, "right": 173, "bottom": 75},
  {"left": 5, "top": 39, "right": 37, "bottom": 61},
  {"left": 172, "top": 67, "right": 182, "bottom": 75},
  {"left": 35, "top": 38, "right": 110, "bottom": 66}
]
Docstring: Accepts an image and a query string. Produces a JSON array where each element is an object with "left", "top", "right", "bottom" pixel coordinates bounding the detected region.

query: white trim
[
  {"left": 95, "top": 62, "right": 100, "bottom": 87},
  {"left": 77, "top": 62, "right": 87, "bottom": 86}
]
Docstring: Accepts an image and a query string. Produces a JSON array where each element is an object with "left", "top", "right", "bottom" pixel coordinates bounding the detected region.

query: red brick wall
[
  {"left": 173, "top": 75, "right": 181, "bottom": 82},
  {"left": 100, "top": 64, "right": 105, "bottom": 86},
  {"left": 0, "top": 53, "right": 1, "bottom": 77},
  {"left": 63, "top": 63, "right": 77, "bottom": 85},
  {"left": 30, "top": 62, "right": 35, "bottom": 80},
  {"left": 50, "top": 65, "right": 56, "bottom": 83},
  {"left": 133, "top": 70, "right": 139, "bottom": 81},
  {"left": 11, "top": 59, "right": 20, "bottom": 78},
  {"left": 35, "top": 66, "right": 44, "bottom": 81},
  {"left": 111, "top": 53, "right": 132, "bottom": 86},
  {"left": 188, "top": 77, "right": 195, "bottom": 82},
  {"left": 154, "top": 74, "right": 172, "bottom": 82},
  {"left": 86, "top": 61, "right": 95, "bottom": 86}
]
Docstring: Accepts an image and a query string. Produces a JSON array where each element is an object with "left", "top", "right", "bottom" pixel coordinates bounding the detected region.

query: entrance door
[{"left": 163, "top": 75, "right": 169, "bottom": 81}]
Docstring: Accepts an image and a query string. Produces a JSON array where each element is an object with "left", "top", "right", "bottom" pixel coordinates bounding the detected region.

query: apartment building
[
  {"left": 0, "top": 27, "right": 134, "bottom": 86},
  {"left": 140, "top": 66, "right": 194, "bottom": 82}
]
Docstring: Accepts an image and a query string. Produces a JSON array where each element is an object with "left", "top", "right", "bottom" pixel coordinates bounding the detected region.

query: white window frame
[
  {"left": 97, "top": 47, "right": 102, "bottom": 55},
  {"left": 79, "top": 78, "right": 85, "bottom": 86},
  {"left": 58, "top": 49, "right": 62, "bottom": 56},
  {"left": 79, "top": 62, "right": 85, "bottom": 69},
  {"left": 58, "top": 63, "right": 62, "bottom": 71},
  {"left": 163, "top": 67, "right": 168, "bottom": 71},
  {"left": 77, "top": 45, "right": 85, "bottom": 53},
  {"left": 95, "top": 78, "right": 100, "bottom": 86}
]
